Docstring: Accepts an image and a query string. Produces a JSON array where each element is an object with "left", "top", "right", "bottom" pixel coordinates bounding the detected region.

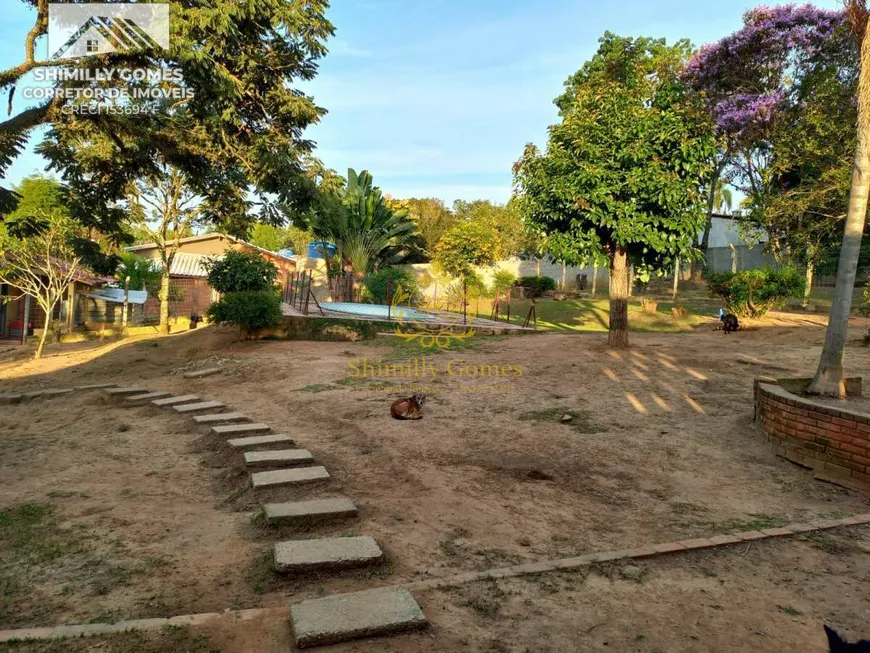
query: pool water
[{"left": 320, "top": 302, "right": 438, "bottom": 321}]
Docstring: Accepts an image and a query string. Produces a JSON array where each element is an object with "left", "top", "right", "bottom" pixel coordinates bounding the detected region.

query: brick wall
[
  {"left": 755, "top": 378, "right": 870, "bottom": 492},
  {"left": 143, "top": 278, "right": 214, "bottom": 320}
]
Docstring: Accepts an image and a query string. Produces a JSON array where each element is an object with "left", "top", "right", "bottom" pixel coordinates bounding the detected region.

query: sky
[{"left": 1, "top": 0, "right": 844, "bottom": 205}]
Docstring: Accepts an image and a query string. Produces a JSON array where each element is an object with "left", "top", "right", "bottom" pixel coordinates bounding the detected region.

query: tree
[
  {"left": 433, "top": 220, "right": 504, "bottom": 279},
  {"left": 307, "top": 169, "right": 415, "bottom": 298},
  {"left": 2, "top": 0, "right": 334, "bottom": 239},
  {"left": 0, "top": 213, "right": 82, "bottom": 359},
  {"left": 116, "top": 252, "right": 160, "bottom": 293},
  {"left": 387, "top": 198, "right": 458, "bottom": 262},
  {"left": 515, "top": 33, "right": 716, "bottom": 348},
  {"left": 248, "top": 224, "right": 289, "bottom": 253},
  {"left": 808, "top": 1, "right": 870, "bottom": 397},
  {"left": 453, "top": 199, "right": 527, "bottom": 257},
  {"left": 126, "top": 164, "right": 200, "bottom": 335},
  {"left": 206, "top": 250, "right": 278, "bottom": 294},
  {"left": 684, "top": 5, "right": 848, "bottom": 267}
]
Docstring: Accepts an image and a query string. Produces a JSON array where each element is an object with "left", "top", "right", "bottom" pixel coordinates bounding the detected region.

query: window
[{"left": 86, "top": 39, "right": 99, "bottom": 53}]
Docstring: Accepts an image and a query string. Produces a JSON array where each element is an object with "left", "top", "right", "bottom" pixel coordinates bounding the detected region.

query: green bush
[
  {"left": 492, "top": 270, "right": 517, "bottom": 296},
  {"left": 859, "top": 280, "right": 870, "bottom": 318},
  {"left": 205, "top": 250, "right": 278, "bottom": 293},
  {"left": 363, "top": 268, "right": 418, "bottom": 304},
  {"left": 518, "top": 275, "right": 557, "bottom": 297},
  {"left": 206, "top": 291, "right": 283, "bottom": 337},
  {"left": 707, "top": 267, "right": 806, "bottom": 318}
]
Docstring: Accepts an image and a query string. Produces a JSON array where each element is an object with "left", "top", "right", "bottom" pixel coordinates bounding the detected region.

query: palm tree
[
  {"left": 311, "top": 169, "right": 416, "bottom": 299},
  {"left": 807, "top": 0, "right": 870, "bottom": 397}
]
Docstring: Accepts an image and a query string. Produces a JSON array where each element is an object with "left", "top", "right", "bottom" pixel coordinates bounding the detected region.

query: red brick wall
[{"left": 755, "top": 379, "right": 870, "bottom": 492}]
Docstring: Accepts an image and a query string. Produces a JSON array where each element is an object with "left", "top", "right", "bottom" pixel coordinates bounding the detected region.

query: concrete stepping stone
[
  {"left": 193, "top": 412, "right": 247, "bottom": 424},
  {"left": 251, "top": 466, "right": 329, "bottom": 489},
  {"left": 274, "top": 536, "right": 383, "bottom": 574},
  {"left": 244, "top": 449, "right": 313, "bottom": 468},
  {"left": 227, "top": 433, "right": 294, "bottom": 449},
  {"left": 290, "top": 587, "right": 426, "bottom": 648},
  {"left": 173, "top": 400, "right": 225, "bottom": 414},
  {"left": 39, "top": 388, "right": 74, "bottom": 398},
  {"left": 152, "top": 394, "right": 199, "bottom": 407},
  {"left": 264, "top": 498, "right": 358, "bottom": 524},
  {"left": 212, "top": 423, "right": 269, "bottom": 436},
  {"left": 74, "top": 383, "right": 117, "bottom": 390},
  {"left": 125, "top": 391, "right": 172, "bottom": 403},
  {"left": 104, "top": 387, "right": 146, "bottom": 396},
  {"left": 182, "top": 367, "right": 222, "bottom": 379},
  {"left": 0, "top": 394, "right": 22, "bottom": 405},
  {"left": 21, "top": 390, "right": 46, "bottom": 399}
]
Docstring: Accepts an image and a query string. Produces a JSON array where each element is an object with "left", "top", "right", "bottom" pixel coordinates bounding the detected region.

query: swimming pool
[{"left": 320, "top": 302, "right": 438, "bottom": 322}]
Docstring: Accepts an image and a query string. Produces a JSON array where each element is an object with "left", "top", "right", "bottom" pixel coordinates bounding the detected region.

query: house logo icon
[{"left": 48, "top": 3, "right": 170, "bottom": 60}]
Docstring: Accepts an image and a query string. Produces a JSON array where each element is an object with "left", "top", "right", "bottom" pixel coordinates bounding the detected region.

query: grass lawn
[{"left": 461, "top": 291, "right": 718, "bottom": 333}]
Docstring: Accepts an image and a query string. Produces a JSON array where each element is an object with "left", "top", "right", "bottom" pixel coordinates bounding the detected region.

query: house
[
  {"left": 126, "top": 233, "right": 296, "bottom": 320},
  {"left": 0, "top": 267, "right": 108, "bottom": 342}
]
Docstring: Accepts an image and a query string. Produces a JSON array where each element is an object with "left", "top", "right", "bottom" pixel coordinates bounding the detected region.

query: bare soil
[{"left": 1, "top": 311, "right": 869, "bottom": 651}]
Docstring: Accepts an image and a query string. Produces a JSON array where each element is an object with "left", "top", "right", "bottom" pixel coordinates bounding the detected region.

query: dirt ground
[{"left": 1, "top": 311, "right": 870, "bottom": 652}]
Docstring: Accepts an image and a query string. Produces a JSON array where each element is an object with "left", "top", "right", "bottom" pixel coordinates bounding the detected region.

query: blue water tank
[
  {"left": 307, "top": 241, "right": 337, "bottom": 259},
  {"left": 278, "top": 248, "right": 295, "bottom": 258}
]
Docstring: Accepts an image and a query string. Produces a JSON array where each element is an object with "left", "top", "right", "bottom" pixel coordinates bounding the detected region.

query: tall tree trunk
[
  {"left": 672, "top": 257, "right": 680, "bottom": 301},
  {"left": 591, "top": 263, "right": 598, "bottom": 296},
  {"left": 803, "top": 258, "right": 815, "bottom": 309},
  {"left": 608, "top": 247, "right": 629, "bottom": 349},
  {"left": 158, "top": 269, "right": 171, "bottom": 335},
  {"left": 561, "top": 262, "right": 566, "bottom": 290},
  {"left": 536, "top": 257, "right": 541, "bottom": 277},
  {"left": 807, "top": 18, "right": 870, "bottom": 397}
]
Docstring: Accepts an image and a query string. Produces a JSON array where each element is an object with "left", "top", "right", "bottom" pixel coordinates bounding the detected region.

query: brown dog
[{"left": 390, "top": 393, "right": 425, "bottom": 420}]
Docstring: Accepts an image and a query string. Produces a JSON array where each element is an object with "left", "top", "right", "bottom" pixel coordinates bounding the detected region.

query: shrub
[
  {"left": 363, "top": 268, "right": 418, "bottom": 304},
  {"left": 858, "top": 280, "right": 870, "bottom": 318},
  {"left": 206, "top": 250, "right": 278, "bottom": 293},
  {"left": 706, "top": 267, "right": 805, "bottom": 318},
  {"left": 206, "top": 290, "right": 283, "bottom": 337},
  {"left": 492, "top": 270, "right": 517, "bottom": 296},
  {"left": 518, "top": 275, "right": 557, "bottom": 297}
]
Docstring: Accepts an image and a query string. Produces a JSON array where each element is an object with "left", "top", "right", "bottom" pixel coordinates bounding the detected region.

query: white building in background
[{"left": 704, "top": 214, "right": 775, "bottom": 274}]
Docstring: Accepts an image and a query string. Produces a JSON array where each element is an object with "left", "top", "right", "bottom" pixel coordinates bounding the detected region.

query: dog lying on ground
[{"left": 390, "top": 393, "right": 425, "bottom": 420}]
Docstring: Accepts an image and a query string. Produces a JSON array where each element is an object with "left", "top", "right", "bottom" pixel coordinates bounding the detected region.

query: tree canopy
[
  {"left": 514, "top": 33, "right": 716, "bottom": 347},
  {"left": 1, "top": 0, "right": 334, "bottom": 241}
]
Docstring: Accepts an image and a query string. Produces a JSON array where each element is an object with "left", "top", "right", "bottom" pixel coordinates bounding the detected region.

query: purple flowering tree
[{"left": 683, "top": 4, "right": 846, "bottom": 251}]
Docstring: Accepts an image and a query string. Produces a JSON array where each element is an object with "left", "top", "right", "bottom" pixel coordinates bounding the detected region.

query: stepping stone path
[
  {"left": 212, "top": 423, "right": 269, "bottom": 436},
  {"left": 152, "top": 395, "right": 199, "bottom": 407},
  {"left": 244, "top": 449, "right": 313, "bottom": 468},
  {"left": 22, "top": 383, "right": 418, "bottom": 649},
  {"left": 192, "top": 412, "right": 247, "bottom": 424},
  {"left": 104, "top": 387, "right": 146, "bottom": 396},
  {"left": 0, "top": 394, "right": 21, "bottom": 405},
  {"left": 126, "top": 391, "right": 172, "bottom": 403},
  {"left": 227, "top": 433, "right": 294, "bottom": 449},
  {"left": 173, "top": 400, "right": 225, "bottom": 414},
  {"left": 264, "top": 498, "right": 358, "bottom": 524},
  {"left": 182, "top": 367, "right": 222, "bottom": 379},
  {"left": 41, "top": 388, "right": 75, "bottom": 397},
  {"left": 290, "top": 587, "right": 426, "bottom": 648},
  {"left": 251, "top": 466, "right": 329, "bottom": 489},
  {"left": 274, "top": 536, "right": 383, "bottom": 573}
]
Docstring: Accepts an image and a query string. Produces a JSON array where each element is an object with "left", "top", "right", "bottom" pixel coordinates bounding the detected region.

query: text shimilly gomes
[{"left": 347, "top": 357, "right": 523, "bottom": 380}]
